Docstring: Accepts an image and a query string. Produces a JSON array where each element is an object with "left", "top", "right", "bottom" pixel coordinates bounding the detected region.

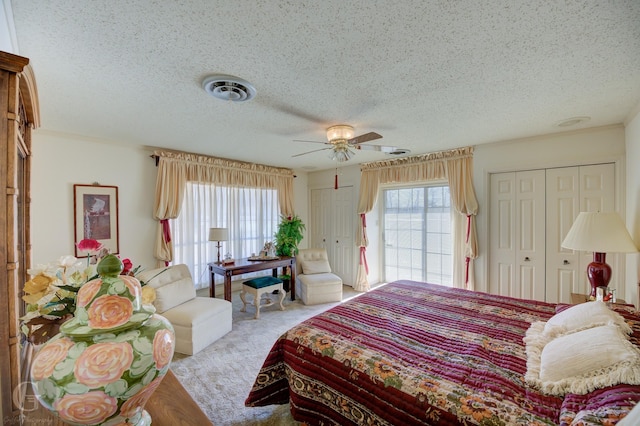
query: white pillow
[
  {"left": 544, "top": 301, "right": 631, "bottom": 336},
  {"left": 525, "top": 324, "right": 640, "bottom": 396},
  {"left": 301, "top": 259, "right": 332, "bottom": 274}
]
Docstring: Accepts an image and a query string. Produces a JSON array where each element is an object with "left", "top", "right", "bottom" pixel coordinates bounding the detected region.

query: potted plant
[{"left": 274, "top": 214, "right": 305, "bottom": 292}]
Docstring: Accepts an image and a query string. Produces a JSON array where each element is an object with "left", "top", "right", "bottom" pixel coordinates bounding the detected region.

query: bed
[{"left": 245, "top": 280, "right": 640, "bottom": 425}]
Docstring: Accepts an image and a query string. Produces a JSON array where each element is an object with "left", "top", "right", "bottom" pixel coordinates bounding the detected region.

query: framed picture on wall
[{"left": 73, "top": 184, "right": 119, "bottom": 256}]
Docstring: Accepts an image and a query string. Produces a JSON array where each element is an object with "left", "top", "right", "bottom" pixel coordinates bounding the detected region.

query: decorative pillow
[
  {"left": 525, "top": 324, "right": 640, "bottom": 396},
  {"left": 301, "top": 259, "right": 332, "bottom": 274},
  {"left": 544, "top": 301, "right": 631, "bottom": 336}
]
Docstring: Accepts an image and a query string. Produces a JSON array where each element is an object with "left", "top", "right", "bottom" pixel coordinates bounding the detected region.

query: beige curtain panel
[
  {"left": 152, "top": 149, "right": 295, "bottom": 265},
  {"left": 356, "top": 146, "right": 479, "bottom": 291}
]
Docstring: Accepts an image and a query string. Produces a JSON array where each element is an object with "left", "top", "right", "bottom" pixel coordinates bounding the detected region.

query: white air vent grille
[{"left": 202, "top": 75, "right": 256, "bottom": 102}]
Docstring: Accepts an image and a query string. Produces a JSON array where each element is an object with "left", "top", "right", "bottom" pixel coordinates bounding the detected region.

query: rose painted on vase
[
  {"left": 54, "top": 390, "right": 117, "bottom": 424},
  {"left": 74, "top": 342, "right": 134, "bottom": 388},
  {"left": 31, "top": 337, "right": 75, "bottom": 381},
  {"left": 153, "top": 329, "right": 174, "bottom": 369},
  {"left": 87, "top": 294, "right": 133, "bottom": 329},
  {"left": 76, "top": 278, "right": 102, "bottom": 308},
  {"left": 120, "top": 376, "right": 164, "bottom": 418}
]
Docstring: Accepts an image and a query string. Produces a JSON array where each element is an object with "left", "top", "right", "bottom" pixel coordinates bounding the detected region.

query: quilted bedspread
[{"left": 245, "top": 280, "right": 640, "bottom": 425}]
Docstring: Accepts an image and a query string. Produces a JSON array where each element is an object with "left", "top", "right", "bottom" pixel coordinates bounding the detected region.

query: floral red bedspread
[{"left": 245, "top": 280, "right": 640, "bottom": 425}]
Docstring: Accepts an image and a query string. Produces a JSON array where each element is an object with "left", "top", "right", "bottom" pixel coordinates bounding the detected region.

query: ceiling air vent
[{"left": 202, "top": 75, "right": 256, "bottom": 102}]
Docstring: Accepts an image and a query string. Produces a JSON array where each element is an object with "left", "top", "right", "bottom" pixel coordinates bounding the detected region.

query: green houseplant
[{"left": 274, "top": 214, "right": 305, "bottom": 292}]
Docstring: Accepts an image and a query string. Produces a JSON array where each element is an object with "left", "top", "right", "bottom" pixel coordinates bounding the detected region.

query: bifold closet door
[
  {"left": 489, "top": 170, "right": 545, "bottom": 300},
  {"left": 310, "top": 186, "right": 354, "bottom": 285},
  {"left": 545, "top": 163, "right": 615, "bottom": 303}
]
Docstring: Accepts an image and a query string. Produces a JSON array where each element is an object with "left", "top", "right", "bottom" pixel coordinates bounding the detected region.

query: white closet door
[
  {"left": 489, "top": 170, "right": 545, "bottom": 300},
  {"left": 310, "top": 187, "right": 355, "bottom": 285},
  {"left": 545, "top": 163, "right": 615, "bottom": 303},
  {"left": 310, "top": 188, "right": 331, "bottom": 249},
  {"left": 545, "top": 167, "right": 580, "bottom": 303},
  {"left": 332, "top": 186, "right": 354, "bottom": 285}
]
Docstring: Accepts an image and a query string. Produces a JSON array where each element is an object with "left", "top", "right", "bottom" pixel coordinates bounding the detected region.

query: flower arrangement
[{"left": 20, "top": 239, "right": 155, "bottom": 344}]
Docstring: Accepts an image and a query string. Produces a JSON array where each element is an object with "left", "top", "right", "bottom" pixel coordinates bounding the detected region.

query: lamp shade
[
  {"left": 561, "top": 212, "right": 638, "bottom": 253},
  {"left": 208, "top": 228, "right": 228, "bottom": 242}
]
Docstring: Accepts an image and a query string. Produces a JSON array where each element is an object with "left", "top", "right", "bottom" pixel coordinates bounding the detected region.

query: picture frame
[{"left": 73, "top": 184, "right": 119, "bottom": 256}]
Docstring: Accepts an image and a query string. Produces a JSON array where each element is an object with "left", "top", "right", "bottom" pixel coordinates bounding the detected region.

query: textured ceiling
[{"left": 9, "top": 0, "right": 640, "bottom": 171}]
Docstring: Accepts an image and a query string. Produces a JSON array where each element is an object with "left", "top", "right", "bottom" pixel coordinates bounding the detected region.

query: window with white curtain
[
  {"left": 171, "top": 182, "right": 280, "bottom": 289},
  {"left": 382, "top": 184, "right": 452, "bottom": 286}
]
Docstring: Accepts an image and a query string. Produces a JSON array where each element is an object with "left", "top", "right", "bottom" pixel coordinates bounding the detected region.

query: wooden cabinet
[{"left": 0, "top": 51, "right": 40, "bottom": 419}]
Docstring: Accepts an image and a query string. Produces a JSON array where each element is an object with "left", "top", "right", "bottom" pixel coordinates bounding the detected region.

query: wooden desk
[
  {"left": 208, "top": 256, "right": 296, "bottom": 301},
  {"left": 24, "top": 369, "right": 212, "bottom": 425}
]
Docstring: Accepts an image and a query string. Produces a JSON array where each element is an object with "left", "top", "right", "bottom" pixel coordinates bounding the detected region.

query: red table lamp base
[{"left": 586, "top": 252, "right": 611, "bottom": 299}]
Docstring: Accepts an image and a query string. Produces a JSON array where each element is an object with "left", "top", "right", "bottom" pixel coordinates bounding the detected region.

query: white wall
[
  {"left": 625, "top": 107, "right": 640, "bottom": 306},
  {"left": 31, "top": 131, "right": 311, "bottom": 271},
  {"left": 31, "top": 132, "right": 159, "bottom": 267},
  {"left": 473, "top": 125, "right": 627, "bottom": 294}
]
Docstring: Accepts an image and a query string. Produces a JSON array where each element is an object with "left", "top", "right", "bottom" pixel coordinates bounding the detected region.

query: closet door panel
[
  {"left": 515, "top": 170, "right": 545, "bottom": 301},
  {"left": 545, "top": 167, "right": 580, "bottom": 303},
  {"left": 489, "top": 173, "right": 515, "bottom": 296}
]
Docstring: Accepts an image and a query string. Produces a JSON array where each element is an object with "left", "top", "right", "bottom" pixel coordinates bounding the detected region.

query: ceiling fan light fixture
[
  {"left": 328, "top": 144, "right": 355, "bottom": 162},
  {"left": 326, "top": 125, "right": 355, "bottom": 142}
]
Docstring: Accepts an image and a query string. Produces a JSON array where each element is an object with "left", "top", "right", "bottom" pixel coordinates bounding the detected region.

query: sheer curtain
[
  {"left": 152, "top": 149, "right": 294, "bottom": 266},
  {"left": 356, "top": 146, "right": 479, "bottom": 291},
  {"left": 171, "top": 182, "right": 280, "bottom": 289}
]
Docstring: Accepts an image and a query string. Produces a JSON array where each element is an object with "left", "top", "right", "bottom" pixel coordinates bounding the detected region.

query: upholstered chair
[
  {"left": 295, "top": 248, "right": 343, "bottom": 305},
  {"left": 137, "top": 264, "right": 232, "bottom": 355}
]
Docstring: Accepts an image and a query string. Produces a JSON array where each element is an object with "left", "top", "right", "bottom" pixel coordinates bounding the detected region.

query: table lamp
[
  {"left": 561, "top": 211, "right": 638, "bottom": 299},
  {"left": 208, "top": 228, "right": 229, "bottom": 264}
]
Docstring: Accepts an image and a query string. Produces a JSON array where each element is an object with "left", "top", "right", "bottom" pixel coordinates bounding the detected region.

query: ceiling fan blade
[
  {"left": 355, "top": 144, "right": 397, "bottom": 153},
  {"left": 292, "top": 139, "right": 329, "bottom": 145},
  {"left": 292, "top": 147, "right": 332, "bottom": 157},
  {"left": 349, "top": 132, "right": 382, "bottom": 145}
]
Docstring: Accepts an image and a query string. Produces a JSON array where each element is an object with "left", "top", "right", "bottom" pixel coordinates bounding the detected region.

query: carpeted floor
[{"left": 169, "top": 284, "right": 365, "bottom": 426}]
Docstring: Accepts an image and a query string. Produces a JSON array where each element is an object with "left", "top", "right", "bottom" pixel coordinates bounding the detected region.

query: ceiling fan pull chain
[{"left": 334, "top": 168, "right": 338, "bottom": 190}]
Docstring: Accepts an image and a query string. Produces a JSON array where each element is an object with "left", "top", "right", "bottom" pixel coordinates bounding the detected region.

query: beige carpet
[{"left": 169, "top": 284, "right": 365, "bottom": 426}]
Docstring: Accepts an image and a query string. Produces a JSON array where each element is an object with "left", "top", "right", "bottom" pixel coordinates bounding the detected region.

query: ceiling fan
[{"left": 293, "top": 124, "right": 399, "bottom": 162}]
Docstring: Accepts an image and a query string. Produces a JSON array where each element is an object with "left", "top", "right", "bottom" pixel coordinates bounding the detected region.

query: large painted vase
[{"left": 30, "top": 255, "right": 175, "bottom": 426}]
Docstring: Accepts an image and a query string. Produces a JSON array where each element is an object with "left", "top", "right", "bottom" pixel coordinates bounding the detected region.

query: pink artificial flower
[
  {"left": 76, "top": 239, "right": 103, "bottom": 254},
  {"left": 121, "top": 258, "right": 133, "bottom": 275}
]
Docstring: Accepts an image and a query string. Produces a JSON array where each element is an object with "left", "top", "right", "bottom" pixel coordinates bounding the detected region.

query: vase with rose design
[{"left": 30, "top": 254, "right": 175, "bottom": 426}]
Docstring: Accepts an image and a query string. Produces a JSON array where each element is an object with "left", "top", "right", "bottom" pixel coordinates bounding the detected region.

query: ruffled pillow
[
  {"left": 525, "top": 324, "right": 640, "bottom": 396},
  {"left": 544, "top": 301, "right": 631, "bottom": 336}
]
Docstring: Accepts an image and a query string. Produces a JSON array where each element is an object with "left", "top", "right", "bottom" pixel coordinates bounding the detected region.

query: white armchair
[
  {"left": 137, "top": 264, "right": 232, "bottom": 355},
  {"left": 295, "top": 248, "right": 343, "bottom": 305}
]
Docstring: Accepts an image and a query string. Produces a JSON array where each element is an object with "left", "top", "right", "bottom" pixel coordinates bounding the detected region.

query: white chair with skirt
[
  {"left": 136, "top": 264, "right": 232, "bottom": 356},
  {"left": 295, "top": 248, "right": 343, "bottom": 305}
]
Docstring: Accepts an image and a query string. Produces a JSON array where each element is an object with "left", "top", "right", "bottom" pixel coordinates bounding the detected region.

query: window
[
  {"left": 171, "top": 182, "right": 280, "bottom": 288},
  {"left": 382, "top": 185, "right": 452, "bottom": 286}
]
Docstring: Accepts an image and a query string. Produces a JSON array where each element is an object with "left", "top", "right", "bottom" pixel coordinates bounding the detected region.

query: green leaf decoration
[
  {"left": 129, "top": 354, "right": 154, "bottom": 377},
  {"left": 93, "top": 333, "right": 117, "bottom": 343},
  {"left": 105, "top": 379, "right": 129, "bottom": 397},
  {"left": 109, "top": 279, "right": 126, "bottom": 295},
  {"left": 75, "top": 307, "right": 89, "bottom": 322},
  {"left": 142, "top": 368, "right": 157, "bottom": 386},
  {"left": 68, "top": 342, "right": 88, "bottom": 358},
  {"left": 52, "top": 358, "right": 75, "bottom": 380},
  {"left": 115, "top": 329, "right": 141, "bottom": 342},
  {"left": 64, "top": 382, "right": 89, "bottom": 395},
  {"left": 132, "top": 337, "right": 152, "bottom": 354},
  {"left": 124, "top": 382, "right": 144, "bottom": 398}
]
